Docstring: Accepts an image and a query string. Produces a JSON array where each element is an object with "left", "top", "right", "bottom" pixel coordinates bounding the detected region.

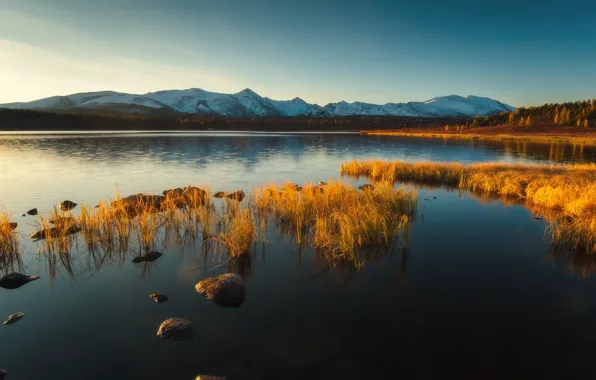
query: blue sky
[{"left": 0, "top": 0, "right": 594, "bottom": 106}]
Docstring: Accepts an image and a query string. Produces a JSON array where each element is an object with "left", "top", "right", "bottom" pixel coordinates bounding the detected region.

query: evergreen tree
[
  {"left": 526, "top": 115, "right": 533, "bottom": 127},
  {"left": 519, "top": 116, "right": 526, "bottom": 127},
  {"left": 507, "top": 112, "right": 515, "bottom": 124},
  {"left": 554, "top": 112, "right": 559, "bottom": 125},
  {"left": 577, "top": 118, "right": 582, "bottom": 127},
  {"left": 584, "top": 119, "right": 589, "bottom": 129}
]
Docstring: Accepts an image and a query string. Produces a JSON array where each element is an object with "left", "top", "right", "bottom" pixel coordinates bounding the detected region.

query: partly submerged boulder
[
  {"left": 156, "top": 318, "right": 195, "bottom": 340},
  {"left": 195, "top": 273, "right": 245, "bottom": 308},
  {"left": 26, "top": 208, "right": 38, "bottom": 216},
  {"left": 30, "top": 224, "right": 81, "bottom": 240},
  {"left": 149, "top": 293, "right": 169, "bottom": 303},
  {"left": 0, "top": 273, "right": 40, "bottom": 290},
  {"left": 132, "top": 251, "right": 163, "bottom": 264},
  {"left": 3, "top": 312, "right": 25, "bottom": 325},
  {"left": 212, "top": 192, "right": 226, "bottom": 199},
  {"left": 225, "top": 190, "right": 245, "bottom": 202},
  {"left": 59, "top": 200, "right": 78, "bottom": 211},
  {"left": 111, "top": 194, "right": 165, "bottom": 216}
]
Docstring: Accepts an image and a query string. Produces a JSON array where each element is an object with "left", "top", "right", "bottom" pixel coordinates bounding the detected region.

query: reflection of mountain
[{"left": 2, "top": 134, "right": 594, "bottom": 173}]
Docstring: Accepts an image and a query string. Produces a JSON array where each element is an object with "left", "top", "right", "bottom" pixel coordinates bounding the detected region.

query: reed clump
[
  {"left": 255, "top": 181, "right": 417, "bottom": 264},
  {"left": 0, "top": 212, "right": 21, "bottom": 266},
  {"left": 341, "top": 160, "right": 596, "bottom": 252}
]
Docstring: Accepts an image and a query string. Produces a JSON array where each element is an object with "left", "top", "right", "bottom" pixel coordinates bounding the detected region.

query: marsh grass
[
  {"left": 0, "top": 212, "right": 21, "bottom": 268},
  {"left": 342, "top": 160, "right": 596, "bottom": 253},
  {"left": 360, "top": 131, "right": 596, "bottom": 146},
  {"left": 255, "top": 181, "right": 417, "bottom": 266}
]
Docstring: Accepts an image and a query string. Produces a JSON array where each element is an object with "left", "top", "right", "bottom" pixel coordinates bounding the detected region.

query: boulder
[
  {"left": 212, "top": 192, "right": 226, "bottom": 199},
  {"left": 26, "top": 208, "right": 38, "bottom": 216},
  {"left": 225, "top": 190, "right": 245, "bottom": 202},
  {"left": 6, "top": 223, "right": 17, "bottom": 231},
  {"left": 3, "top": 312, "right": 25, "bottom": 325},
  {"left": 132, "top": 251, "right": 163, "bottom": 264},
  {"left": 195, "top": 273, "right": 245, "bottom": 307},
  {"left": 30, "top": 224, "right": 81, "bottom": 240},
  {"left": 149, "top": 293, "right": 169, "bottom": 303},
  {"left": 59, "top": 200, "right": 78, "bottom": 211},
  {"left": 0, "top": 273, "right": 40, "bottom": 290},
  {"left": 156, "top": 318, "right": 195, "bottom": 340}
]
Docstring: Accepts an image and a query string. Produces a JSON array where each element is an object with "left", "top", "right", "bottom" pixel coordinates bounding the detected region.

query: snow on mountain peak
[{"left": 0, "top": 89, "right": 514, "bottom": 118}]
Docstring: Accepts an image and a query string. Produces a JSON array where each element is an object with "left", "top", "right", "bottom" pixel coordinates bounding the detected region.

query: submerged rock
[
  {"left": 195, "top": 273, "right": 245, "bottom": 308},
  {"left": 212, "top": 192, "right": 226, "bottom": 199},
  {"left": 59, "top": 200, "right": 78, "bottom": 211},
  {"left": 30, "top": 224, "right": 81, "bottom": 240},
  {"left": 26, "top": 208, "right": 38, "bottom": 216},
  {"left": 149, "top": 293, "right": 169, "bottom": 303},
  {"left": 225, "top": 190, "right": 245, "bottom": 202},
  {"left": 156, "top": 318, "right": 195, "bottom": 340},
  {"left": 132, "top": 251, "right": 163, "bottom": 264},
  {"left": 195, "top": 376, "right": 227, "bottom": 380},
  {"left": 0, "top": 273, "right": 40, "bottom": 290},
  {"left": 358, "top": 184, "right": 374, "bottom": 191},
  {"left": 3, "top": 312, "right": 25, "bottom": 325},
  {"left": 111, "top": 194, "right": 165, "bottom": 216}
]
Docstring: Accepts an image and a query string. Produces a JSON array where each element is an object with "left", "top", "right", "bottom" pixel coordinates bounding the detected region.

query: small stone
[
  {"left": 26, "top": 208, "right": 38, "bottom": 216},
  {"left": 149, "top": 293, "right": 169, "bottom": 303},
  {"left": 195, "top": 273, "right": 245, "bottom": 308},
  {"left": 156, "top": 318, "right": 195, "bottom": 340},
  {"left": 3, "top": 312, "right": 25, "bottom": 325}
]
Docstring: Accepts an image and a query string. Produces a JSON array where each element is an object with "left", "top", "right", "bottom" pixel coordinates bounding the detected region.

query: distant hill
[{"left": 1, "top": 88, "right": 514, "bottom": 118}]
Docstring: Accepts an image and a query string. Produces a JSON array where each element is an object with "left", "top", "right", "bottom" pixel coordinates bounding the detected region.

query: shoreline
[{"left": 360, "top": 125, "right": 596, "bottom": 146}]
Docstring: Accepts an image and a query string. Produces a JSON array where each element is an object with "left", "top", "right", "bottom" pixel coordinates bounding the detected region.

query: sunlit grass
[
  {"left": 0, "top": 212, "right": 21, "bottom": 267},
  {"left": 342, "top": 160, "right": 596, "bottom": 253},
  {"left": 360, "top": 131, "right": 596, "bottom": 146}
]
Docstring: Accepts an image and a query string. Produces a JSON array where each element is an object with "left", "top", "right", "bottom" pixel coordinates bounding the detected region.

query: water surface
[{"left": 1, "top": 133, "right": 596, "bottom": 379}]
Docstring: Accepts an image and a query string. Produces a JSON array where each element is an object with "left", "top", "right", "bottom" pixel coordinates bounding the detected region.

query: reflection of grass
[
  {"left": 0, "top": 212, "right": 21, "bottom": 267},
  {"left": 342, "top": 160, "right": 596, "bottom": 253}
]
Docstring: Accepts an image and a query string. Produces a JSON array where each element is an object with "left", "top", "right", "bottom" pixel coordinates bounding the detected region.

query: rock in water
[
  {"left": 0, "top": 273, "right": 40, "bottom": 290},
  {"left": 149, "top": 293, "right": 169, "bottom": 303},
  {"left": 132, "top": 251, "right": 163, "bottom": 263},
  {"left": 7, "top": 223, "right": 17, "bottom": 231},
  {"left": 212, "top": 192, "right": 226, "bottom": 199},
  {"left": 195, "top": 376, "right": 227, "bottom": 380},
  {"left": 26, "top": 208, "right": 38, "bottom": 216},
  {"left": 195, "top": 273, "right": 245, "bottom": 308},
  {"left": 225, "top": 190, "right": 245, "bottom": 202},
  {"left": 156, "top": 318, "right": 195, "bottom": 340},
  {"left": 318, "top": 181, "right": 327, "bottom": 186},
  {"left": 358, "top": 184, "right": 375, "bottom": 191},
  {"left": 59, "top": 200, "right": 78, "bottom": 211},
  {"left": 3, "top": 312, "right": 25, "bottom": 325},
  {"left": 30, "top": 225, "right": 82, "bottom": 240}
]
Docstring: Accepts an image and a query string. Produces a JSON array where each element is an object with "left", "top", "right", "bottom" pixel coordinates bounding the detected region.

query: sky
[{"left": 0, "top": 0, "right": 595, "bottom": 107}]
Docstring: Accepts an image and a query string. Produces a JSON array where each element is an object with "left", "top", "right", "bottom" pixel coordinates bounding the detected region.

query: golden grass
[
  {"left": 0, "top": 212, "right": 21, "bottom": 266},
  {"left": 341, "top": 160, "right": 596, "bottom": 253},
  {"left": 255, "top": 181, "right": 417, "bottom": 266},
  {"left": 16, "top": 181, "right": 417, "bottom": 269},
  {"left": 360, "top": 130, "right": 596, "bottom": 146}
]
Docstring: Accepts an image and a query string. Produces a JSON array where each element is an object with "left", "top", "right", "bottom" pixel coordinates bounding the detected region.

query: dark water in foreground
[{"left": 1, "top": 133, "right": 596, "bottom": 379}]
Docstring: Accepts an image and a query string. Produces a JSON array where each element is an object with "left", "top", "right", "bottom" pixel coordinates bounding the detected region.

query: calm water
[{"left": 1, "top": 132, "right": 596, "bottom": 379}]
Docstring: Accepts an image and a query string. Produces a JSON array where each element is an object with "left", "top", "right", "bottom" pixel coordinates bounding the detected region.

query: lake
[{"left": 1, "top": 132, "right": 596, "bottom": 380}]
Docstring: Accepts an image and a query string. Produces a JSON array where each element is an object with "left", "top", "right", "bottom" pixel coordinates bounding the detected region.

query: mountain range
[{"left": 0, "top": 88, "right": 515, "bottom": 118}]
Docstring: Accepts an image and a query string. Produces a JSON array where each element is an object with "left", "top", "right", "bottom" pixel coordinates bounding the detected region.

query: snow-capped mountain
[{"left": 0, "top": 89, "right": 514, "bottom": 117}]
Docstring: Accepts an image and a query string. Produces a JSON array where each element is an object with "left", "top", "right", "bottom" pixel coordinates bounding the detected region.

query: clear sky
[{"left": 1, "top": 0, "right": 594, "bottom": 107}]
